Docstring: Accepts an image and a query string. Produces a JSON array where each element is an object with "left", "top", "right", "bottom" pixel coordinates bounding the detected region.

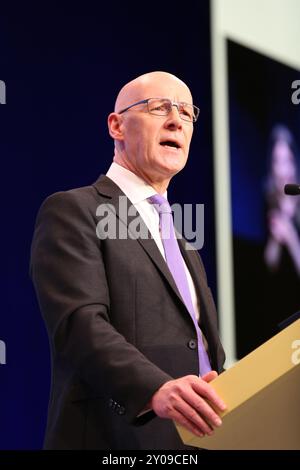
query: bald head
[
  {"left": 108, "top": 71, "right": 195, "bottom": 194},
  {"left": 114, "top": 71, "right": 193, "bottom": 113}
]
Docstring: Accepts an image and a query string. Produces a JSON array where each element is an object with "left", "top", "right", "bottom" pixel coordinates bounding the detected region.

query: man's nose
[{"left": 164, "top": 105, "right": 183, "bottom": 129}]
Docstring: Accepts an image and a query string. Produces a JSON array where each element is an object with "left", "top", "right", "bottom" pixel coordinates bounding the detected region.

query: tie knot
[{"left": 148, "top": 194, "right": 172, "bottom": 214}]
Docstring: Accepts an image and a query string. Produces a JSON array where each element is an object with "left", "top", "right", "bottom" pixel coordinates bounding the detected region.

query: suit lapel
[
  {"left": 177, "top": 236, "right": 206, "bottom": 312},
  {"left": 92, "top": 175, "right": 184, "bottom": 307},
  {"left": 178, "top": 237, "right": 220, "bottom": 370}
]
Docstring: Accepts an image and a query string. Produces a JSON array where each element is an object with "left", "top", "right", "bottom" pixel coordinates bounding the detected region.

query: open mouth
[{"left": 160, "top": 140, "right": 181, "bottom": 150}]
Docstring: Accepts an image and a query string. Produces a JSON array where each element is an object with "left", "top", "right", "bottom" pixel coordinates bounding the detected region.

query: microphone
[{"left": 284, "top": 184, "right": 300, "bottom": 195}]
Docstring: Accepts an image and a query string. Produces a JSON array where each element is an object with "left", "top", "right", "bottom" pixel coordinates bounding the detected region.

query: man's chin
[
  {"left": 159, "top": 163, "right": 187, "bottom": 180},
  {"left": 160, "top": 154, "right": 187, "bottom": 173},
  {"left": 167, "top": 158, "right": 188, "bottom": 175}
]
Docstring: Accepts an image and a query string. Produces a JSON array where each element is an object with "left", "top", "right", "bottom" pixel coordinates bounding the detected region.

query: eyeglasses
[{"left": 117, "top": 98, "right": 200, "bottom": 123}]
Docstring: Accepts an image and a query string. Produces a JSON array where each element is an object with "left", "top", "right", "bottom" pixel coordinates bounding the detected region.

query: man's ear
[{"left": 108, "top": 113, "right": 124, "bottom": 141}]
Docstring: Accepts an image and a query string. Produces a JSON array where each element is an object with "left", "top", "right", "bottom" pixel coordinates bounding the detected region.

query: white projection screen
[{"left": 211, "top": 0, "right": 300, "bottom": 367}]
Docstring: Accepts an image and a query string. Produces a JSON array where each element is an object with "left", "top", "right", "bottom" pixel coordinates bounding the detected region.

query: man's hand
[{"left": 150, "top": 372, "right": 226, "bottom": 437}]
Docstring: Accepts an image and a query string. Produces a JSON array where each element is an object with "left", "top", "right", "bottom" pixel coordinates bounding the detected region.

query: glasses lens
[
  {"left": 147, "top": 98, "right": 199, "bottom": 122},
  {"left": 148, "top": 99, "right": 171, "bottom": 115},
  {"left": 178, "top": 103, "right": 200, "bottom": 122}
]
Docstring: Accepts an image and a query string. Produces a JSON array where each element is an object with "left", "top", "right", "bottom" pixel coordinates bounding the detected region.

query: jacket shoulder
[{"left": 42, "top": 184, "right": 99, "bottom": 209}]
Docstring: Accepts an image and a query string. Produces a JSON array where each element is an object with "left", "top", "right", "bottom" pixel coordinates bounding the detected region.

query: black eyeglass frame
[{"left": 117, "top": 98, "right": 200, "bottom": 123}]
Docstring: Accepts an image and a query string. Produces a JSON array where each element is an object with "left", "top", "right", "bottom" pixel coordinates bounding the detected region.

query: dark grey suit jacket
[{"left": 30, "top": 175, "right": 225, "bottom": 450}]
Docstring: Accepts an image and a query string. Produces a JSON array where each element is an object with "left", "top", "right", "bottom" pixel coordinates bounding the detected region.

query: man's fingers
[
  {"left": 173, "top": 397, "right": 214, "bottom": 436},
  {"left": 192, "top": 378, "right": 226, "bottom": 412},
  {"left": 182, "top": 388, "right": 223, "bottom": 430},
  {"left": 150, "top": 375, "right": 227, "bottom": 435},
  {"left": 202, "top": 370, "right": 218, "bottom": 383},
  {"left": 172, "top": 409, "right": 205, "bottom": 438},
  {"left": 173, "top": 414, "right": 205, "bottom": 438}
]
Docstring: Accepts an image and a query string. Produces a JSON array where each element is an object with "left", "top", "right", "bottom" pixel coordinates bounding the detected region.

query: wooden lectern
[{"left": 176, "top": 319, "right": 300, "bottom": 449}]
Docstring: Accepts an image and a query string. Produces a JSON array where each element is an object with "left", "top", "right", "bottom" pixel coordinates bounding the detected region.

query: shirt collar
[{"left": 106, "top": 162, "right": 167, "bottom": 204}]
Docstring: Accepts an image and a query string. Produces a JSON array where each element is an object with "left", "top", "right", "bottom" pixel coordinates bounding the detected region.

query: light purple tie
[{"left": 149, "top": 194, "right": 212, "bottom": 376}]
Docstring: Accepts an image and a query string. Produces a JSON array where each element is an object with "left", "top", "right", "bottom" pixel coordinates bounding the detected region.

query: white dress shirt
[{"left": 106, "top": 162, "right": 201, "bottom": 322}]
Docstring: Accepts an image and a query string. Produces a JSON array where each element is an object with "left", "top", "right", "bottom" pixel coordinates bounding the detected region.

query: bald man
[{"left": 31, "top": 71, "right": 226, "bottom": 450}]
